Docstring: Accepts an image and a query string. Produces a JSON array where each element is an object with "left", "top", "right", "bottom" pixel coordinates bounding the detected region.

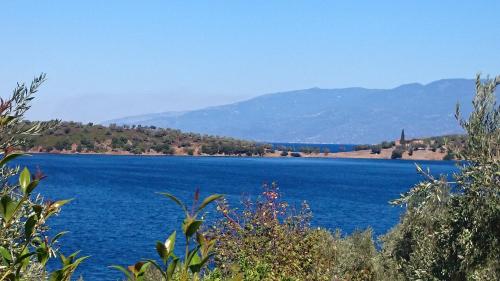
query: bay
[{"left": 16, "top": 154, "right": 457, "bottom": 280}]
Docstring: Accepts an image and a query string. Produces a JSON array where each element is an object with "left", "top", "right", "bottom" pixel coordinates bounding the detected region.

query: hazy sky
[{"left": 1, "top": 1, "right": 499, "bottom": 122}]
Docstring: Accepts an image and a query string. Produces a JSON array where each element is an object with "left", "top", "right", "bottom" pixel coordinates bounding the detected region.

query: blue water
[{"left": 15, "top": 154, "right": 457, "bottom": 280}]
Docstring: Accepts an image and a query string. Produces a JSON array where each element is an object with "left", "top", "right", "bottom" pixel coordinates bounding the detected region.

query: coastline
[{"left": 26, "top": 147, "right": 447, "bottom": 161}]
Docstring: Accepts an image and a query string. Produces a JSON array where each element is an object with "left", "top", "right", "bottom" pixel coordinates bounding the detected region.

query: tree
[
  {"left": 381, "top": 74, "right": 500, "bottom": 280},
  {"left": 371, "top": 145, "right": 382, "bottom": 154},
  {"left": 0, "top": 74, "right": 86, "bottom": 280},
  {"left": 400, "top": 129, "right": 405, "bottom": 146},
  {"left": 390, "top": 147, "right": 403, "bottom": 159}
]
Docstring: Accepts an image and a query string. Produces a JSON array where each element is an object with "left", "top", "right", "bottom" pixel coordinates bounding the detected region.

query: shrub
[
  {"left": 381, "top": 74, "right": 500, "bottom": 280},
  {"left": 290, "top": 152, "right": 301, "bottom": 157},
  {"left": 442, "top": 150, "right": 455, "bottom": 160},
  {"left": 354, "top": 144, "right": 370, "bottom": 151},
  {"left": 280, "top": 151, "right": 288, "bottom": 156},
  {"left": 184, "top": 148, "right": 195, "bottom": 155},
  {"left": 113, "top": 190, "right": 222, "bottom": 281},
  {"left": 208, "top": 183, "right": 378, "bottom": 281},
  {"left": 391, "top": 147, "right": 404, "bottom": 159},
  {"left": 371, "top": 145, "right": 382, "bottom": 154},
  {"left": 0, "top": 74, "right": 86, "bottom": 280},
  {"left": 381, "top": 141, "right": 394, "bottom": 149}
]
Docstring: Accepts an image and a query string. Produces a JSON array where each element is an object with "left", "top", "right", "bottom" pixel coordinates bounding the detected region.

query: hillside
[
  {"left": 21, "top": 122, "right": 269, "bottom": 156},
  {"left": 19, "top": 121, "right": 460, "bottom": 160},
  {"left": 104, "top": 79, "right": 477, "bottom": 143}
]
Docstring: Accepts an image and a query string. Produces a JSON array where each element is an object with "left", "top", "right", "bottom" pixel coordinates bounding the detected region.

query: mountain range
[{"left": 104, "top": 79, "right": 477, "bottom": 144}]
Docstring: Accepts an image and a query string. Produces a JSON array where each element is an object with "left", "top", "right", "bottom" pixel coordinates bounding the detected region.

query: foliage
[
  {"left": 354, "top": 144, "right": 371, "bottom": 151},
  {"left": 390, "top": 147, "right": 404, "bottom": 159},
  {"left": 207, "top": 183, "right": 378, "bottom": 281},
  {"left": 380, "top": 141, "right": 394, "bottom": 149},
  {"left": 381, "top": 74, "right": 500, "bottom": 280},
  {"left": 0, "top": 74, "right": 86, "bottom": 281},
  {"left": 23, "top": 122, "right": 270, "bottom": 156},
  {"left": 112, "top": 190, "right": 222, "bottom": 281},
  {"left": 370, "top": 145, "right": 382, "bottom": 154}
]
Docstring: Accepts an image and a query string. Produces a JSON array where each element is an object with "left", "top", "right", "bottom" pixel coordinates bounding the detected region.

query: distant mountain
[{"left": 104, "top": 79, "right": 477, "bottom": 144}]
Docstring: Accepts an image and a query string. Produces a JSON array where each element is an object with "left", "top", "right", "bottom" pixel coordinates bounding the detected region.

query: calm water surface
[{"left": 16, "top": 154, "right": 458, "bottom": 280}]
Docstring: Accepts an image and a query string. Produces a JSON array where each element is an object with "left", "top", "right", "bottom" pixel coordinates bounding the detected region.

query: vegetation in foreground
[
  {"left": 1, "top": 73, "right": 498, "bottom": 280},
  {"left": 0, "top": 74, "right": 86, "bottom": 281}
]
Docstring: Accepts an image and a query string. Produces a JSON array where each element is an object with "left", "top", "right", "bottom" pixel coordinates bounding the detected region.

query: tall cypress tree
[{"left": 400, "top": 129, "right": 405, "bottom": 146}]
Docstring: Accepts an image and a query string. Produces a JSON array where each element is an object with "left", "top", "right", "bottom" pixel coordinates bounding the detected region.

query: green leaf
[
  {"left": 156, "top": 241, "right": 168, "bottom": 261},
  {"left": 189, "top": 252, "right": 201, "bottom": 266},
  {"left": 146, "top": 260, "right": 168, "bottom": 280},
  {"left": 26, "top": 180, "right": 40, "bottom": 194},
  {"left": 33, "top": 204, "right": 43, "bottom": 217},
  {"left": 36, "top": 243, "right": 49, "bottom": 266},
  {"left": 52, "top": 199, "right": 73, "bottom": 208},
  {"left": 17, "top": 248, "right": 34, "bottom": 270},
  {"left": 196, "top": 194, "right": 223, "bottom": 215},
  {"left": 25, "top": 215, "right": 37, "bottom": 239},
  {"left": 165, "top": 231, "right": 176, "bottom": 253},
  {"left": 167, "top": 257, "right": 179, "bottom": 279},
  {"left": 49, "top": 270, "right": 64, "bottom": 281},
  {"left": 189, "top": 255, "right": 211, "bottom": 273},
  {"left": 0, "top": 152, "right": 25, "bottom": 167},
  {"left": 183, "top": 219, "right": 203, "bottom": 238},
  {"left": 109, "top": 265, "right": 133, "bottom": 280},
  {"left": 46, "top": 199, "right": 73, "bottom": 218},
  {"left": 0, "top": 246, "right": 12, "bottom": 262},
  {"left": 158, "top": 192, "right": 187, "bottom": 214},
  {"left": 185, "top": 245, "right": 201, "bottom": 268},
  {"left": 51, "top": 231, "right": 69, "bottom": 244},
  {"left": 0, "top": 115, "right": 15, "bottom": 126},
  {"left": 0, "top": 195, "right": 19, "bottom": 222},
  {"left": 19, "top": 167, "right": 31, "bottom": 194}
]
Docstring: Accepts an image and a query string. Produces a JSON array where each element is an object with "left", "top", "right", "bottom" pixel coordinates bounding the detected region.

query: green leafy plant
[
  {"left": 112, "top": 190, "right": 222, "bottom": 281},
  {"left": 208, "top": 183, "right": 377, "bottom": 281},
  {"left": 381, "top": 74, "right": 500, "bottom": 280},
  {"left": 0, "top": 74, "right": 87, "bottom": 281}
]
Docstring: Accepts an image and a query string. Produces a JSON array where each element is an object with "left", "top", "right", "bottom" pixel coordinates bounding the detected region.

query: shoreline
[{"left": 26, "top": 147, "right": 448, "bottom": 161}]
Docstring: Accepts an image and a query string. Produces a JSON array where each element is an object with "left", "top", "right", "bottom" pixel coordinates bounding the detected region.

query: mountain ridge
[{"left": 104, "top": 78, "right": 476, "bottom": 143}]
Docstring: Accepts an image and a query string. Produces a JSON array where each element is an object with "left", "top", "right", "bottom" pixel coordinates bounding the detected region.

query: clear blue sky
[{"left": 1, "top": 1, "right": 499, "bottom": 122}]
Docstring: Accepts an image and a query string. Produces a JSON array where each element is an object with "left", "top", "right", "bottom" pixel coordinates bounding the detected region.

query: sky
[{"left": 0, "top": 1, "right": 499, "bottom": 122}]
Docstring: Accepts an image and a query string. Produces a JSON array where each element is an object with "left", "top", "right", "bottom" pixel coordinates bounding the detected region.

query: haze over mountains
[{"left": 104, "top": 79, "right": 477, "bottom": 144}]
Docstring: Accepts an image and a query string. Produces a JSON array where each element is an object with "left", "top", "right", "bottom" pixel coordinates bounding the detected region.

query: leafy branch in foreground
[
  {"left": 381, "top": 74, "right": 500, "bottom": 280},
  {"left": 0, "top": 74, "right": 86, "bottom": 281},
  {"left": 112, "top": 190, "right": 222, "bottom": 281}
]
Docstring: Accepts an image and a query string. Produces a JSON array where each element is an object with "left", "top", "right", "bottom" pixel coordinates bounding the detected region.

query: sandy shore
[{"left": 28, "top": 147, "right": 447, "bottom": 161}]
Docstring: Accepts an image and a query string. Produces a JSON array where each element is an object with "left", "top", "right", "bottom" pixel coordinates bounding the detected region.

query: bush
[
  {"left": 0, "top": 74, "right": 86, "bottom": 280},
  {"left": 381, "top": 74, "right": 500, "bottom": 280},
  {"left": 113, "top": 190, "right": 222, "bottom": 281},
  {"left": 280, "top": 151, "right": 288, "bottom": 156},
  {"left": 290, "top": 152, "right": 301, "bottom": 157},
  {"left": 371, "top": 145, "right": 382, "bottom": 154},
  {"left": 391, "top": 148, "right": 404, "bottom": 159},
  {"left": 208, "top": 183, "right": 377, "bottom": 281},
  {"left": 354, "top": 144, "right": 371, "bottom": 151},
  {"left": 381, "top": 141, "right": 394, "bottom": 149},
  {"left": 184, "top": 147, "right": 195, "bottom": 155},
  {"left": 442, "top": 150, "right": 455, "bottom": 160}
]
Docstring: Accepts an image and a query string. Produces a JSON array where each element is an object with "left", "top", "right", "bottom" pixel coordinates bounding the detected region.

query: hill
[
  {"left": 104, "top": 79, "right": 476, "bottom": 143},
  {"left": 19, "top": 121, "right": 461, "bottom": 160},
  {"left": 21, "top": 122, "right": 269, "bottom": 156}
]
